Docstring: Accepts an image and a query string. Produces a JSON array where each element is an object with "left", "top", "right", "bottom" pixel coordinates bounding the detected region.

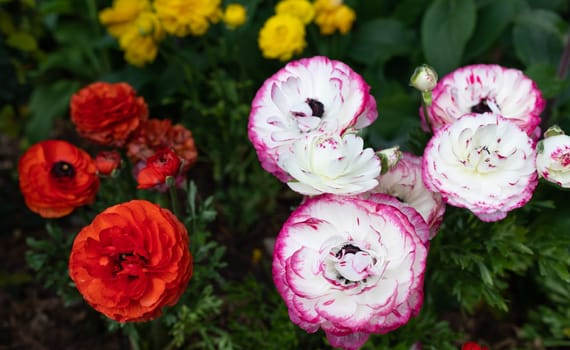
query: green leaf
[
  {"left": 464, "top": 0, "right": 524, "bottom": 60},
  {"left": 512, "top": 9, "right": 567, "bottom": 66},
  {"left": 421, "top": 0, "right": 477, "bottom": 75},
  {"left": 478, "top": 262, "right": 494, "bottom": 286},
  {"left": 349, "top": 18, "right": 414, "bottom": 66},
  {"left": 525, "top": 63, "right": 570, "bottom": 99},
  {"left": 6, "top": 31, "right": 38, "bottom": 52},
  {"left": 24, "top": 80, "right": 81, "bottom": 143}
]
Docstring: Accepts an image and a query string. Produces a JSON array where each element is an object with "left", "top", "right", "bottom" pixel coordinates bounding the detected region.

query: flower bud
[
  {"left": 376, "top": 146, "right": 401, "bottom": 174},
  {"left": 222, "top": 4, "right": 247, "bottom": 29},
  {"left": 409, "top": 64, "right": 438, "bottom": 92},
  {"left": 543, "top": 124, "right": 566, "bottom": 138},
  {"left": 536, "top": 132, "right": 570, "bottom": 188},
  {"left": 94, "top": 150, "right": 122, "bottom": 177}
]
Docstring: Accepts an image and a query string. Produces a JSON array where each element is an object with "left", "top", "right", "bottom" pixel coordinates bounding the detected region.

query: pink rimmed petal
[
  {"left": 369, "top": 152, "right": 445, "bottom": 238},
  {"left": 272, "top": 194, "right": 428, "bottom": 348},
  {"left": 316, "top": 294, "right": 358, "bottom": 323},
  {"left": 249, "top": 56, "right": 378, "bottom": 182},
  {"left": 536, "top": 134, "right": 570, "bottom": 188},
  {"left": 426, "top": 64, "right": 545, "bottom": 137},
  {"left": 325, "top": 331, "right": 370, "bottom": 350},
  {"left": 286, "top": 248, "right": 332, "bottom": 298},
  {"left": 422, "top": 113, "right": 538, "bottom": 222}
]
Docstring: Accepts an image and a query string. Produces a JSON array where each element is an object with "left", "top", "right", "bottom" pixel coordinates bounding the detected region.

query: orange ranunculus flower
[
  {"left": 126, "top": 118, "right": 198, "bottom": 172},
  {"left": 18, "top": 140, "right": 100, "bottom": 218},
  {"left": 95, "top": 150, "right": 122, "bottom": 176},
  {"left": 69, "top": 199, "right": 193, "bottom": 322},
  {"left": 137, "top": 147, "right": 182, "bottom": 189},
  {"left": 70, "top": 82, "right": 149, "bottom": 147}
]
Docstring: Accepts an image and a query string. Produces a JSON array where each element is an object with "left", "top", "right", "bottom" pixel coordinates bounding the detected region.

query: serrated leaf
[
  {"left": 421, "top": 0, "right": 477, "bottom": 75},
  {"left": 478, "top": 262, "right": 494, "bottom": 286}
]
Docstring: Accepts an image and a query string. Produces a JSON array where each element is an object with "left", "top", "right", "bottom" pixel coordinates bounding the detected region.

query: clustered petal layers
[
  {"left": 536, "top": 133, "right": 570, "bottom": 188},
  {"left": 272, "top": 195, "right": 428, "bottom": 349},
  {"left": 69, "top": 200, "right": 193, "bottom": 322},
  {"left": 424, "top": 64, "right": 545, "bottom": 136},
  {"left": 369, "top": 152, "right": 445, "bottom": 237},
  {"left": 248, "top": 55, "right": 379, "bottom": 193},
  {"left": 247, "top": 56, "right": 549, "bottom": 349},
  {"left": 423, "top": 113, "right": 538, "bottom": 222},
  {"left": 18, "top": 140, "right": 100, "bottom": 218}
]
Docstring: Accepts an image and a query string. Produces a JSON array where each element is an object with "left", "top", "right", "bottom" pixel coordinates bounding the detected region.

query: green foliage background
[{"left": 3, "top": 0, "right": 570, "bottom": 349}]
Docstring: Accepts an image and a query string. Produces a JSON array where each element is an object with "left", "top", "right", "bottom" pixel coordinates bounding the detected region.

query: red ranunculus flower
[
  {"left": 126, "top": 118, "right": 198, "bottom": 172},
  {"left": 69, "top": 200, "right": 193, "bottom": 322},
  {"left": 18, "top": 140, "right": 100, "bottom": 218},
  {"left": 461, "top": 342, "right": 489, "bottom": 350},
  {"left": 136, "top": 147, "right": 182, "bottom": 189},
  {"left": 94, "top": 150, "right": 122, "bottom": 176},
  {"left": 70, "top": 82, "right": 149, "bottom": 147}
]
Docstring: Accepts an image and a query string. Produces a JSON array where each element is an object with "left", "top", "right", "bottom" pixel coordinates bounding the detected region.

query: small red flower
[
  {"left": 95, "top": 150, "right": 122, "bottom": 176},
  {"left": 136, "top": 148, "right": 182, "bottom": 189},
  {"left": 126, "top": 118, "right": 198, "bottom": 172},
  {"left": 18, "top": 140, "right": 100, "bottom": 218},
  {"left": 461, "top": 342, "right": 489, "bottom": 350},
  {"left": 70, "top": 82, "right": 148, "bottom": 147},
  {"left": 68, "top": 200, "right": 192, "bottom": 322}
]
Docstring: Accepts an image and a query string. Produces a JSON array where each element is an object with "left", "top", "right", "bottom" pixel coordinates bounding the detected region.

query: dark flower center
[
  {"left": 471, "top": 99, "right": 493, "bottom": 114},
  {"left": 50, "top": 161, "right": 76, "bottom": 178},
  {"left": 335, "top": 244, "right": 362, "bottom": 258},
  {"left": 306, "top": 98, "right": 324, "bottom": 117}
]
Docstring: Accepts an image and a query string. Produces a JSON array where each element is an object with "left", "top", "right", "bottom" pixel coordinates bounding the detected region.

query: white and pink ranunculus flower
[
  {"left": 424, "top": 64, "right": 545, "bottom": 136},
  {"left": 369, "top": 152, "right": 445, "bottom": 238},
  {"left": 273, "top": 194, "right": 428, "bottom": 350},
  {"left": 248, "top": 55, "right": 377, "bottom": 181},
  {"left": 536, "top": 133, "right": 570, "bottom": 188},
  {"left": 423, "top": 112, "right": 538, "bottom": 222},
  {"left": 279, "top": 133, "right": 381, "bottom": 196}
]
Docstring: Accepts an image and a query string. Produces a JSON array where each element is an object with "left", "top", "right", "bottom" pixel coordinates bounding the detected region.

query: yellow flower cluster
[
  {"left": 154, "top": 0, "right": 221, "bottom": 37},
  {"left": 314, "top": 0, "right": 356, "bottom": 35},
  {"left": 258, "top": 0, "right": 313, "bottom": 62},
  {"left": 222, "top": 4, "right": 247, "bottom": 30},
  {"left": 99, "top": 0, "right": 227, "bottom": 66},
  {"left": 258, "top": 0, "right": 356, "bottom": 61},
  {"left": 99, "top": 0, "right": 162, "bottom": 67}
]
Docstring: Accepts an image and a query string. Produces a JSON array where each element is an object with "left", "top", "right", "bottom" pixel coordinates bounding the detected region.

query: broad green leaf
[
  {"left": 525, "top": 63, "right": 570, "bottom": 99},
  {"left": 512, "top": 9, "right": 566, "bottom": 66},
  {"left": 25, "top": 80, "right": 81, "bottom": 143},
  {"left": 349, "top": 18, "right": 414, "bottom": 65},
  {"left": 421, "top": 0, "right": 477, "bottom": 75},
  {"left": 465, "top": 0, "right": 524, "bottom": 60},
  {"left": 393, "top": 0, "right": 432, "bottom": 26}
]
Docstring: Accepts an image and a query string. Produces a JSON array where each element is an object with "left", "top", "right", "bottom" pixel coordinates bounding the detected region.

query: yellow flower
[
  {"left": 275, "top": 0, "right": 314, "bottom": 24},
  {"left": 314, "top": 0, "right": 355, "bottom": 35},
  {"left": 222, "top": 3, "right": 247, "bottom": 29},
  {"left": 99, "top": 0, "right": 151, "bottom": 38},
  {"left": 154, "top": 0, "right": 222, "bottom": 37},
  {"left": 258, "top": 14, "right": 306, "bottom": 61},
  {"left": 119, "top": 11, "right": 164, "bottom": 66}
]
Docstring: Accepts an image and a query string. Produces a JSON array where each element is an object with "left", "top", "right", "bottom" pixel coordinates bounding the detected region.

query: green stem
[
  {"left": 169, "top": 182, "right": 181, "bottom": 218},
  {"left": 421, "top": 100, "right": 434, "bottom": 134},
  {"left": 128, "top": 333, "right": 141, "bottom": 350}
]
